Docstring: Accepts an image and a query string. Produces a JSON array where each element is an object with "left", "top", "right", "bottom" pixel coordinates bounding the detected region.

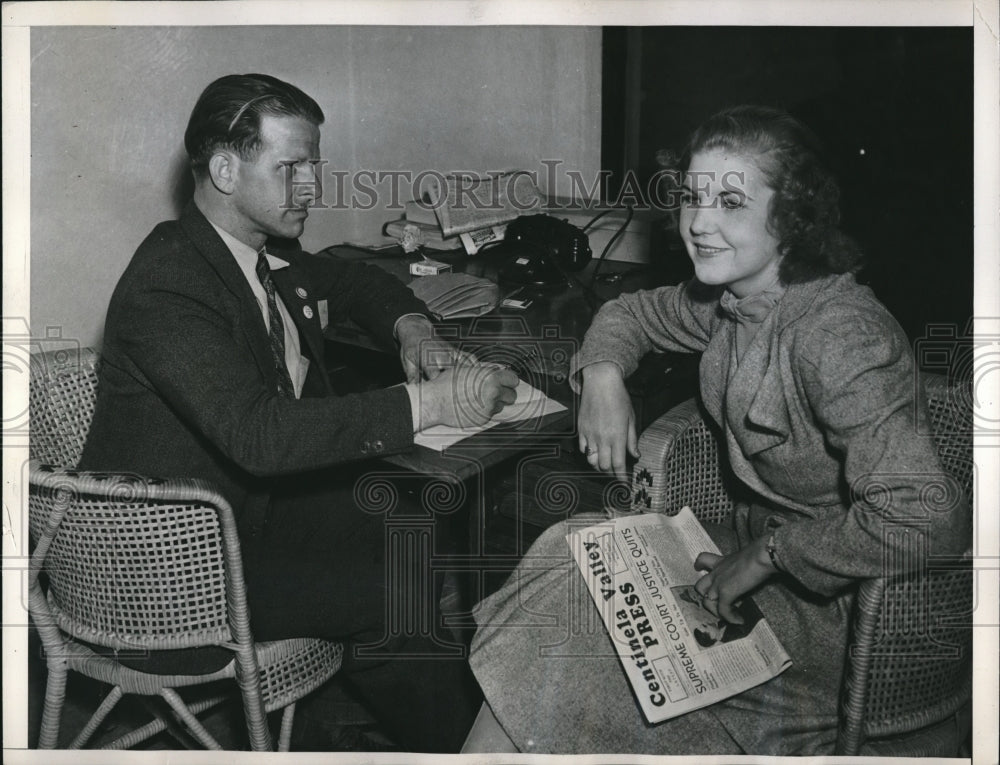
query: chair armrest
[
  {"left": 838, "top": 558, "right": 974, "bottom": 755},
  {"left": 28, "top": 461, "right": 231, "bottom": 511},
  {"left": 837, "top": 576, "right": 886, "bottom": 755},
  {"left": 629, "top": 398, "right": 735, "bottom": 525}
]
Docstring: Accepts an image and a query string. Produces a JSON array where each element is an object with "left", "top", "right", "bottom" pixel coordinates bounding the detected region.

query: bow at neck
[{"left": 719, "top": 284, "right": 786, "bottom": 325}]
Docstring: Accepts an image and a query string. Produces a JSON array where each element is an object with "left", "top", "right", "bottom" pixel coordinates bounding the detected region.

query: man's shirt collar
[{"left": 208, "top": 221, "right": 291, "bottom": 272}]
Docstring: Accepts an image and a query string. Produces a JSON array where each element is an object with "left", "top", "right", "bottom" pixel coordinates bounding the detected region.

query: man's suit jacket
[{"left": 80, "top": 201, "right": 432, "bottom": 535}]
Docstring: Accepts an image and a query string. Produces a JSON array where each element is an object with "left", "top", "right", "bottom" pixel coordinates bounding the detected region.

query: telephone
[{"left": 497, "top": 214, "right": 592, "bottom": 287}]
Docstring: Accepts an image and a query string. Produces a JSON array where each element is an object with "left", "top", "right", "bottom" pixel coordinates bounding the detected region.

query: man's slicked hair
[{"left": 184, "top": 73, "right": 324, "bottom": 176}]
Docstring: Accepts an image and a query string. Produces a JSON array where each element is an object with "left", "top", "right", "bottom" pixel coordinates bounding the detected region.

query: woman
[{"left": 464, "top": 105, "right": 969, "bottom": 754}]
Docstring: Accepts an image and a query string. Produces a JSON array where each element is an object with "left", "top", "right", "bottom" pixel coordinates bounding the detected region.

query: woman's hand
[
  {"left": 578, "top": 361, "right": 639, "bottom": 482},
  {"left": 692, "top": 537, "right": 776, "bottom": 624}
]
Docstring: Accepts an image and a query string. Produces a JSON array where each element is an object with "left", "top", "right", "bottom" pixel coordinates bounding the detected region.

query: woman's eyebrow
[{"left": 723, "top": 188, "right": 754, "bottom": 202}]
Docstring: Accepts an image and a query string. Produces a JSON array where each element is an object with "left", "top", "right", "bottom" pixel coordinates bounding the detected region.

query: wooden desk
[
  {"left": 324, "top": 244, "right": 658, "bottom": 365},
  {"left": 322, "top": 245, "right": 700, "bottom": 604},
  {"left": 322, "top": 245, "right": 687, "bottom": 481}
]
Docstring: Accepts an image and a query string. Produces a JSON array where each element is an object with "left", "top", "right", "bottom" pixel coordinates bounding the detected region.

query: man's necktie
[{"left": 255, "top": 250, "right": 296, "bottom": 397}]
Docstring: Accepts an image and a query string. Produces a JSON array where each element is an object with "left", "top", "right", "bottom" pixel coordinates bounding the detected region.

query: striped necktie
[{"left": 255, "top": 249, "right": 296, "bottom": 397}]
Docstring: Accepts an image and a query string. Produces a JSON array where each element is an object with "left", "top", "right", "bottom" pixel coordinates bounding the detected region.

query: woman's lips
[{"left": 693, "top": 243, "right": 727, "bottom": 255}]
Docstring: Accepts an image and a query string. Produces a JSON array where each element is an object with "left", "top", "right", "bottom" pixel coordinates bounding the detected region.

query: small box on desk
[{"left": 409, "top": 258, "right": 453, "bottom": 276}]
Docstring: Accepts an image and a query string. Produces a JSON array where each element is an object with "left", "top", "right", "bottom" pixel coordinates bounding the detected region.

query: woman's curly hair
[{"left": 665, "top": 105, "right": 863, "bottom": 283}]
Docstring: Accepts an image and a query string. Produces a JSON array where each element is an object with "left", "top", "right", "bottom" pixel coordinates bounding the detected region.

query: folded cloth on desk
[
  {"left": 414, "top": 380, "right": 567, "bottom": 452},
  {"left": 408, "top": 272, "right": 500, "bottom": 319}
]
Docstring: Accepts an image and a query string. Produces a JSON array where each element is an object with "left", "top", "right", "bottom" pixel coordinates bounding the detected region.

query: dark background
[{"left": 602, "top": 27, "right": 974, "bottom": 357}]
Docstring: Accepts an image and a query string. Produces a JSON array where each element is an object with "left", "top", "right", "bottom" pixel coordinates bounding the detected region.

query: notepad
[{"left": 414, "top": 381, "right": 566, "bottom": 452}]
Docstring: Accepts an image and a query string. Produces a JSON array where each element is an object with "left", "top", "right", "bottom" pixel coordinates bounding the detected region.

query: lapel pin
[
  {"left": 302, "top": 305, "right": 314, "bottom": 319},
  {"left": 296, "top": 287, "right": 308, "bottom": 299}
]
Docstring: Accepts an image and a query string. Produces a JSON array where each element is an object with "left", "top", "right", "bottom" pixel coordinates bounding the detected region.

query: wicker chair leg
[
  {"left": 67, "top": 685, "right": 123, "bottom": 749},
  {"left": 104, "top": 694, "right": 230, "bottom": 750},
  {"left": 278, "top": 702, "right": 296, "bottom": 752},
  {"left": 159, "top": 688, "right": 223, "bottom": 750},
  {"left": 234, "top": 657, "right": 273, "bottom": 751},
  {"left": 105, "top": 711, "right": 174, "bottom": 751},
  {"left": 135, "top": 696, "right": 203, "bottom": 750},
  {"left": 36, "top": 660, "right": 70, "bottom": 749}
]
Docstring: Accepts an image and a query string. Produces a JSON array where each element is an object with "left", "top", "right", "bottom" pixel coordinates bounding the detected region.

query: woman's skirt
[{"left": 469, "top": 513, "right": 852, "bottom": 754}]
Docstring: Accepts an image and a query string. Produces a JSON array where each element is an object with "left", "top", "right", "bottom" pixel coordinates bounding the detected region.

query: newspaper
[
  {"left": 428, "top": 171, "right": 544, "bottom": 237},
  {"left": 567, "top": 507, "right": 792, "bottom": 723},
  {"left": 459, "top": 223, "right": 507, "bottom": 255}
]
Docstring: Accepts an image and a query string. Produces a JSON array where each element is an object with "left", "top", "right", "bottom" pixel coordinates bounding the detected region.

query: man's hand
[
  {"left": 692, "top": 537, "right": 776, "bottom": 624},
  {"left": 416, "top": 359, "right": 520, "bottom": 430},
  {"left": 578, "top": 361, "right": 639, "bottom": 482},
  {"left": 396, "top": 315, "right": 468, "bottom": 384}
]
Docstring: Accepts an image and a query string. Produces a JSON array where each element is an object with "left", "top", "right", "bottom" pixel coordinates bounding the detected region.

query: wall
[
  {"left": 30, "top": 26, "right": 602, "bottom": 349},
  {"left": 603, "top": 27, "right": 973, "bottom": 344}
]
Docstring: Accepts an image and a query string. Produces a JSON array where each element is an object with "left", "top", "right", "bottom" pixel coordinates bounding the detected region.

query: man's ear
[{"left": 207, "top": 151, "right": 238, "bottom": 195}]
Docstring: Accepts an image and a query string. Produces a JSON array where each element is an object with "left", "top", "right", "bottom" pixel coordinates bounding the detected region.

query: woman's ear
[{"left": 207, "top": 151, "right": 237, "bottom": 195}]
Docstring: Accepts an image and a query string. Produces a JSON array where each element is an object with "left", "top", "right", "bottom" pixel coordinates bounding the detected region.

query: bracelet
[{"left": 765, "top": 533, "right": 782, "bottom": 571}]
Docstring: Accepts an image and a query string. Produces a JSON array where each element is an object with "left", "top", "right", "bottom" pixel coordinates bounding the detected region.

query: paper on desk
[{"left": 414, "top": 380, "right": 566, "bottom": 452}]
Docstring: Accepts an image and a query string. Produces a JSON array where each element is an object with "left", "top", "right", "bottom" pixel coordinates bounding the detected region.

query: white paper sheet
[{"left": 413, "top": 380, "right": 567, "bottom": 452}]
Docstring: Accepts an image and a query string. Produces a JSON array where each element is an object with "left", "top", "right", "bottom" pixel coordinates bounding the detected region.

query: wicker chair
[
  {"left": 629, "top": 372, "right": 973, "bottom": 757},
  {"left": 28, "top": 348, "right": 343, "bottom": 750}
]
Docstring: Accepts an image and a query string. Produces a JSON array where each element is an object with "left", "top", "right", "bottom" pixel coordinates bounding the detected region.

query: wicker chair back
[{"left": 29, "top": 348, "right": 100, "bottom": 467}]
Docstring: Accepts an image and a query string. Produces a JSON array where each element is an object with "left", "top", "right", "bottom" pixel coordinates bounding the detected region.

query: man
[{"left": 80, "top": 73, "right": 518, "bottom": 752}]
